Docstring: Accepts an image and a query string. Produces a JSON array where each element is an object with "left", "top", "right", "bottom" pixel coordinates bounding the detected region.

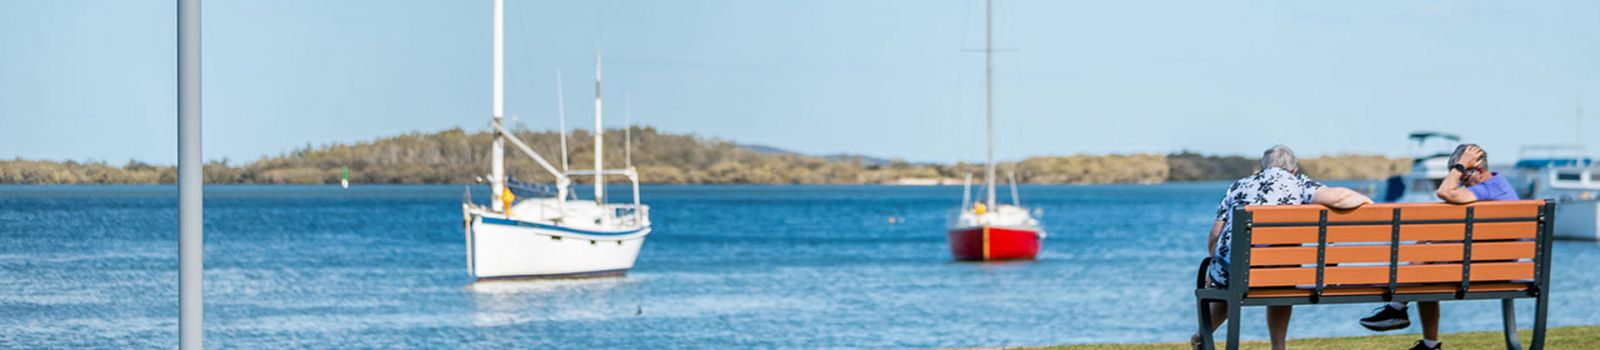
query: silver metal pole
[{"left": 177, "top": 0, "right": 203, "bottom": 348}]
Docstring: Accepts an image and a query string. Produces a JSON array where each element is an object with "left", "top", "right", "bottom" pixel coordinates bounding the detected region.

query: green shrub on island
[{"left": 0, "top": 128, "right": 1409, "bottom": 185}]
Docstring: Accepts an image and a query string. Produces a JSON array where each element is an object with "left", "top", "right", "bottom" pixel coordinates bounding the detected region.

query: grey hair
[
  {"left": 1261, "top": 144, "right": 1298, "bottom": 171},
  {"left": 1449, "top": 143, "right": 1486, "bottom": 170}
]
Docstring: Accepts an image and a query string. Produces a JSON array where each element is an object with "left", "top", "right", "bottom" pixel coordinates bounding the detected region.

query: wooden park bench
[{"left": 1194, "top": 200, "right": 1555, "bottom": 350}]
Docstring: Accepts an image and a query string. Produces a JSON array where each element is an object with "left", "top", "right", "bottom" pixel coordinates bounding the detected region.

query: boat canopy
[
  {"left": 1516, "top": 144, "right": 1593, "bottom": 169},
  {"left": 1408, "top": 131, "right": 1461, "bottom": 143},
  {"left": 1406, "top": 131, "right": 1463, "bottom": 163},
  {"left": 1515, "top": 158, "right": 1594, "bottom": 169}
]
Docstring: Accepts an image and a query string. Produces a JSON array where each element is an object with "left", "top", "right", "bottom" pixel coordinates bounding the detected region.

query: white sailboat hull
[{"left": 467, "top": 215, "right": 649, "bottom": 279}]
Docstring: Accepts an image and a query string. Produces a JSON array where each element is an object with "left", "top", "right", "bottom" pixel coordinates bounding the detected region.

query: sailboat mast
[
  {"left": 490, "top": 0, "right": 506, "bottom": 212},
  {"left": 558, "top": 70, "right": 569, "bottom": 173},
  {"left": 979, "top": 0, "right": 992, "bottom": 209},
  {"left": 594, "top": 53, "right": 605, "bottom": 205},
  {"left": 557, "top": 70, "right": 571, "bottom": 213},
  {"left": 625, "top": 95, "right": 633, "bottom": 168}
]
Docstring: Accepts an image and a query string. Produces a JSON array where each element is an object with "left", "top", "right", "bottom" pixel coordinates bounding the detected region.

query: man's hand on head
[{"left": 1459, "top": 146, "right": 1485, "bottom": 169}]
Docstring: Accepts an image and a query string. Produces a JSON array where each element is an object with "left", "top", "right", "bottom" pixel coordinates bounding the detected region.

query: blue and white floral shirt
[{"left": 1208, "top": 167, "right": 1325, "bottom": 286}]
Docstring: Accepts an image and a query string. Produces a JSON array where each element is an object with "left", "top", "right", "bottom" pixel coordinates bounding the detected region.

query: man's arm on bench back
[
  {"left": 1436, "top": 169, "right": 1479, "bottom": 204},
  {"left": 1205, "top": 187, "right": 1369, "bottom": 257},
  {"left": 1312, "top": 187, "right": 1374, "bottom": 210}
]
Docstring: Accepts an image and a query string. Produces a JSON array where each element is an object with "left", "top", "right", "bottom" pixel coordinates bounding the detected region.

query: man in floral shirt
[{"left": 1195, "top": 145, "right": 1373, "bottom": 350}]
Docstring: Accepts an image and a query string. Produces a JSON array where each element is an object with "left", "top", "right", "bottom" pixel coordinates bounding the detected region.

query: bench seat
[{"left": 1246, "top": 282, "right": 1533, "bottom": 298}]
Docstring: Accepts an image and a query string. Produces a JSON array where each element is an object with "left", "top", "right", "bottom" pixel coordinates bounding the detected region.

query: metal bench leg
[
  {"left": 1532, "top": 293, "right": 1549, "bottom": 350},
  {"left": 1197, "top": 297, "right": 1216, "bottom": 350},
  {"left": 1226, "top": 301, "right": 1242, "bottom": 350},
  {"left": 1501, "top": 299, "right": 1522, "bottom": 350}
]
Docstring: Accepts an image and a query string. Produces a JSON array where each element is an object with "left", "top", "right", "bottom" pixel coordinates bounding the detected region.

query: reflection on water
[
  {"left": 467, "top": 277, "right": 632, "bottom": 326},
  {"left": 467, "top": 276, "right": 633, "bottom": 296}
]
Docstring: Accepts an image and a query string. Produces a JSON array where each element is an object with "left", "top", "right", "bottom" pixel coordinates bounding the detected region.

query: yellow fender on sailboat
[{"left": 501, "top": 188, "right": 516, "bottom": 216}]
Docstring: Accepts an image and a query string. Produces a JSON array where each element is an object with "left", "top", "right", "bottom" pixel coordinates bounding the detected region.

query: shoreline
[
  {"left": 0, "top": 128, "right": 1409, "bottom": 185},
  {"left": 992, "top": 325, "right": 1599, "bottom": 350},
  {"left": 0, "top": 179, "right": 1379, "bottom": 187}
]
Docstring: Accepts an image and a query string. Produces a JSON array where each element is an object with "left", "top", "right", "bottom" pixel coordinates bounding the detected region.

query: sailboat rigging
[
  {"left": 460, "top": 0, "right": 652, "bottom": 279},
  {"left": 945, "top": 0, "right": 1045, "bottom": 261}
]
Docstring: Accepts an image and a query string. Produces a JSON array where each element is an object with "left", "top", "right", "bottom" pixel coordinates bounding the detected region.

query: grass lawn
[{"left": 1023, "top": 325, "right": 1599, "bottom": 350}]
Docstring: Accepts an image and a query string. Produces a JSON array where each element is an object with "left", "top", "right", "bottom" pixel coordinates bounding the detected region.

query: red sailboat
[
  {"left": 946, "top": 0, "right": 1044, "bottom": 261},
  {"left": 948, "top": 173, "right": 1043, "bottom": 261}
]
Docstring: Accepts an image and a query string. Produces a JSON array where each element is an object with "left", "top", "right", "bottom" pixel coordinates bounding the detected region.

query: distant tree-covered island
[{"left": 0, "top": 127, "right": 1409, "bottom": 185}]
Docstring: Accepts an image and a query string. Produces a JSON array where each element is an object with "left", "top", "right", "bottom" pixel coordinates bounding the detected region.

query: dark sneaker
[
  {"left": 1360, "top": 304, "right": 1411, "bottom": 331},
  {"left": 1407, "top": 339, "right": 1441, "bottom": 350}
]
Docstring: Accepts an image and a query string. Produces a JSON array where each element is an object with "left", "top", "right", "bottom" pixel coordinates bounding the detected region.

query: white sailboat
[{"left": 461, "top": 0, "right": 650, "bottom": 280}]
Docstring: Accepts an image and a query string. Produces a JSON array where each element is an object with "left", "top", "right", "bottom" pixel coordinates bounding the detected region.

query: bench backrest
[{"left": 1229, "top": 200, "right": 1553, "bottom": 299}]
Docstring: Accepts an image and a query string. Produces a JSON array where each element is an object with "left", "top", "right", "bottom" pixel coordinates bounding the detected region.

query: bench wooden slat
[
  {"left": 1252, "top": 222, "right": 1538, "bottom": 245},
  {"left": 1250, "top": 241, "right": 1535, "bottom": 266},
  {"left": 1247, "top": 262, "right": 1532, "bottom": 287},
  {"left": 1246, "top": 200, "right": 1544, "bottom": 224},
  {"left": 1246, "top": 282, "right": 1532, "bottom": 298}
]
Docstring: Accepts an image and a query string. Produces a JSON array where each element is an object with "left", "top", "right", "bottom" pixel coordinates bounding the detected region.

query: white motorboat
[
  {"left": 1380, "top": 131, "right": 1461, "bottom": 203},
  {"left": 1505, "top": 145, "right": 1600, "bottom": 240},
  {"left": 462, "top": 0, "right": 650, "bottom": 280}
]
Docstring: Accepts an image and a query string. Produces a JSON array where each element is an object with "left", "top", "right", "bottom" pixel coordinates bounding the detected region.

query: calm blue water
[{"left": 2, "top": 184, "right": 1598, "bottom": 349}]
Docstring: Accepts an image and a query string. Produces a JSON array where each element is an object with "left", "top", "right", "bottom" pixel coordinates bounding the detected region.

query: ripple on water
[{"left": 3, "top": 185, "right": 1600, "bottom": 349}]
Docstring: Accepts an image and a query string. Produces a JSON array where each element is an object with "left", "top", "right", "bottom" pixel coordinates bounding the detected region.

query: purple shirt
[{"left": 1466, "top": 173, "right": 1519, "bottom": 201}]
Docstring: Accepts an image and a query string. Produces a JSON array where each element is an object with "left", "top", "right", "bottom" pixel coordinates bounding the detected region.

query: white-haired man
[{"left": 1194, "top": 145, "right": 1374, "bottom": 350}]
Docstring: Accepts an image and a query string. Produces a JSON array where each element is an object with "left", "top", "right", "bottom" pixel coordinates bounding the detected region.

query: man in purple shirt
[
  {"left": 1359, "top": 144, "right": 1518, "bottom": 350},
  {"left": 1438, "top": 145, "right": 1519, "bottom": 202}
]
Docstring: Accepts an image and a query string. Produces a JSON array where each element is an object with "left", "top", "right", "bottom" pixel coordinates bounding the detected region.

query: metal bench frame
[{"left": 1194, "top": 200, "right": 1555, "bottom": 350}]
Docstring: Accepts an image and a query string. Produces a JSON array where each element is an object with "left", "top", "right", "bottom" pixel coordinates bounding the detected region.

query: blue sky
[{"left": 2, "top": 1, "right": 1597, "bottom": 165}]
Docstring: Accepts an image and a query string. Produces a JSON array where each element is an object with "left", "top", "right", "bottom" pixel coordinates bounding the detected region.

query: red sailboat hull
[{"left": 946, "top": 226, "right": 1040, "bottom": 261}]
